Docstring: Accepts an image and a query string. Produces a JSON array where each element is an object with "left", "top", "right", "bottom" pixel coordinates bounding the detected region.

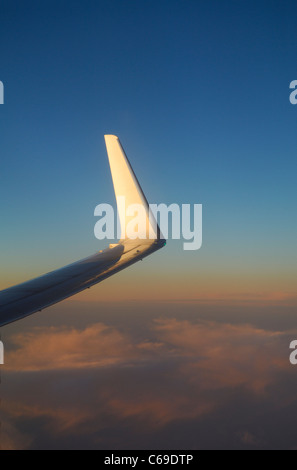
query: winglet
[{"left": 104, "top": 135, "right": 159, "bottom": 241}]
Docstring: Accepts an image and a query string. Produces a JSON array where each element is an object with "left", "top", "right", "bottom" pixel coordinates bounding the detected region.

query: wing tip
[{"left": 104, "top": 134, "right": 119, "bottom": 142}]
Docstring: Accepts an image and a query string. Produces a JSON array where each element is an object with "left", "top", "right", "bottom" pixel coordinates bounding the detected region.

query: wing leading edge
[{"left": 0, "top": 135, "right": 165, "bottom": 327}]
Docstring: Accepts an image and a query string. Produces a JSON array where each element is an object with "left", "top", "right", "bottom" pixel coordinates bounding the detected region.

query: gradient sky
[
  {"left": 1, "top": 0, "right": 297, "bottom": 450},
  {"left": 0, "top": 0, "right": 297, "bottom": 300}
]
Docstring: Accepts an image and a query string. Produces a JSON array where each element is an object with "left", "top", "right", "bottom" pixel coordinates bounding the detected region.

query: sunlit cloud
[
  {"left": 154, "top": 318, "right": 287, "bottom": 393},
  {"left": 5, "top": 323, "right": 139, "bottom": 371},
  {"left": 1, "top": 274, "right": 296, "bottom": 453},
  {"left": 5, "top": 318, "right": 289, "bottom": 391},
  {"left": 1, "top": 313, "right": 293, "bottom": 450}
]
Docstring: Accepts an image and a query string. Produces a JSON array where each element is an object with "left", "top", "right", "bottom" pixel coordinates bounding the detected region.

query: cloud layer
[{"left": 1, "top": 300, "right": 296, "bottom": 450}]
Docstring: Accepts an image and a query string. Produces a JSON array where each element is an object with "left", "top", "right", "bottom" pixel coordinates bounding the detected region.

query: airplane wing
[{"left": 0, "top": 135, "right": 166, "bottom": 327}]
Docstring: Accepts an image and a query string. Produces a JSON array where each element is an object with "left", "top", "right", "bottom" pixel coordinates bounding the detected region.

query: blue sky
[{"left": 1, "top": 0, "right": 297, "bottom": 297}]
